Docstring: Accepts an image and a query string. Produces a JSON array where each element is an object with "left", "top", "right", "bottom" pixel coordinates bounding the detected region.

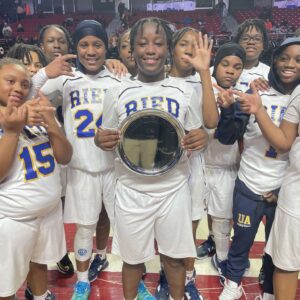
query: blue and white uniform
[
  {"left": 266, "top": 85, "right": 300, "bottom": 271},
  {"left": 41, "top": 68, "right": 120, "bottom": 225},
  {"left": 102, "top": 76, "right": 201, "bottom": 264},
  {"left": 236, "top": 62, "right": 270, "bottom": 92},
  {"left": 170, "top": 73, "right": 206, "bottom": 221},
  {"left": 217, "top": 87, "right": 290, "bottom": 284},
  {"left": 0, "top": 126, "right": 65, "bottom": 297}
]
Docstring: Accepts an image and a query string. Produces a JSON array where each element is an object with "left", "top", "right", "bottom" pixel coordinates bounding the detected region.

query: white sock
[
  {"left": 33, "top": 291, "right": 48, "bottom": 300},
  {"left": 227, "top": 279, "right": 238, "bottom": 288},
  {"left": 185, "top": 270, "right": 195, "bottom": 284},
  {"left": 77, "top": 270, "right": 89, "bottom": 282},
  {"left": 208, "top": 230, "right": 214, "bottom": 239},
  {"left": 263, "top": 293, "right": 274, "bottom": 300},
  {"left": 96, "top": 248, "right": 107, "bottom": 259}
]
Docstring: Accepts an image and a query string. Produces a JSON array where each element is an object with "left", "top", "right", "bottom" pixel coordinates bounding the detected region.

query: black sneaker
[
  {"left": 25, "top": 288, "right": 55, "bottom": 300},
  {"left": 88, "top": 254, "right": 109, "bottom": 282},
  {"left": 211, "top": 254, "right": 227, "bottom": 286},
  {"left": 154, "top": 269, "right": 169, "bottom": 300},
  {"left": 25, "top": 286, "right": 33, "bottom": 300},
  {"left": 185, "top": 280, "right": 203, "bottom": 300},
  {"left": 196, "top": 235, "right": 216, "bottom": 259},
  {"left": 258, "top": 265, "right": 264, "bottom": 286},
  {"left": 57, "top": 253, "right": 74, "bottom": 276},
  {"left": 45, "top": 291, "right": 56, "bottom": 300}
]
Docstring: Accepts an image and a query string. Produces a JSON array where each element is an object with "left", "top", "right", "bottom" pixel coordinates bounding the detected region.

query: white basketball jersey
[
  {"left": 42, "top": 68, "right": 120, "bottom": 172},
  {"left": 204, "top": 80, "right": 241, "bottom": 168},
  {"left": 0, "top": 126, "right": 61, "bottom": 220},
  {"left": 237, "top": 62, "right": 270, "bottom": 92},
  {"left": 102, "top": 76, "right": 202, "bottom": 196},
  {"left": 277, "top": 86, "right": 300, "bottom": 218},
  {"left": 238, "top": 87, "right": 290, "bottom": 194}
]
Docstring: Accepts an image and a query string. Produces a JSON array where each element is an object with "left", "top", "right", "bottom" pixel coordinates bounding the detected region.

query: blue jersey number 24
[{"left": 75, "top": 109, "right": 102, "bottom": 138}]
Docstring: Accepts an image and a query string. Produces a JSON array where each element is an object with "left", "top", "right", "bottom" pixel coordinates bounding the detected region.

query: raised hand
[
  {"left": 94, "top": 127, "right": 120, "bottom": 151},
  {"left": 232, "top": 82, "right": 263, "bottom": 114},
  {"left": 213, "top": 83, "right": 235, "bottom": 108},
  {"left": 45, "top": 53, "right": 77, "bottom": 78},
  {"left": 0, "top": 101, "right": 27, "bottom": 134},
  {"left": 182, "top": 32, "right": 213, "bottom": 72},
  {"left": 105, "top": 59, "right": 128, "bottom": 77}
]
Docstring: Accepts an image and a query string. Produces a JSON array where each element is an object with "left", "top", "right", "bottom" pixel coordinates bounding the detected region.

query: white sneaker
[
  {"left": 219, "top": 279, "right": 243, "bottom": 300},
  {"left": 255, "top": 293, "right": 275, "bottom": 300}
]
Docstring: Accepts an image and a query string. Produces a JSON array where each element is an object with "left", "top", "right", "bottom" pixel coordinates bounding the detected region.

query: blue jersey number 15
[{"left": 19, "top": 142, "right": 55, "bottom": 181}]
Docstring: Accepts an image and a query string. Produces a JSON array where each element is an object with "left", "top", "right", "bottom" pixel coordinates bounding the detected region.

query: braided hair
[
  {"left": 172, "top": 27, "right": 199, "bottom": 49},
  {"left": 130, "top": 17, "right": 173, "bottom": 55},
  {"left": 38, "top": 24, "right": 73, "bottom": 51}
]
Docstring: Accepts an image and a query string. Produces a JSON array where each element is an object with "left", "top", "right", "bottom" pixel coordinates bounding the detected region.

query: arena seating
[
  {"left": 10, "top": 12, "right": 114, "bottom": 37},
  {"left": 129, "top": 10, "right": 222, "bottom": 34},
  {"left": 235, "top": 7, "right": 300, "bottom": 28}
]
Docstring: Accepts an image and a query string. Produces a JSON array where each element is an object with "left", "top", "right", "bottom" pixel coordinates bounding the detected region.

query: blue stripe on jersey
[
  {"left": 96, "top": 75, "right": 121, "bottom": 82},
  {"left": 62, "top": 76, "right": 83, "bottom": 87},
  {"left": 161, "top": 84, "right": 184, "bottom": 94}
]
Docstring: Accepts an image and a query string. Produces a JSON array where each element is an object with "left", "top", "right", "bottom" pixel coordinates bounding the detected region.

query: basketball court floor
[{"left": 16, "top": 219, "right": 300, "bottom": 300}]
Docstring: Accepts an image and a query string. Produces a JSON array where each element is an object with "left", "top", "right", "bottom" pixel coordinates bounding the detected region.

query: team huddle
[{"left": 0, "top": 14, "right": 299, "bottom": 300}]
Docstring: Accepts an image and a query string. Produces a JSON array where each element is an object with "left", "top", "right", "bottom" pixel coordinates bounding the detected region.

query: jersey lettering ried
[
  {"left": 278, "top": 86, "right": 300, "bottom": 218},
  {"left": 238, "top": 87, "right": 289, "bottom": 194},
  {"left": 0, "top": 126, "right": 61, "bottom": 220},
  {"left": 102, "top": 76, "right": 202, "bottom": 196},
  {"left": 237, "top": 62, "right": 270, "bottom": 92},
  {"left": 43, "top": 68, "right": 120, "bottom": 172}
]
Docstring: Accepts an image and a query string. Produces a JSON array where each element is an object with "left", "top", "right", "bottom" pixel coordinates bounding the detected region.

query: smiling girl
[
  {"left": 95, "top": 17, "right": 217, "bottom": 300},
  {"left": 231, "top": 37, "right": 300, "bottom": 300},
  {"left": 216, "top": 37, "right": 300, "bottom": 300},
  {"left": 39, "top": 20, "right": 121, "bottom": 299}
]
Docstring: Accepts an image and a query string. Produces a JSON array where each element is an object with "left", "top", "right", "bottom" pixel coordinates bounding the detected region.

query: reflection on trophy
[
  {"left": 117, "top": 109, "right": 185, "bottom": 176},
  {"left": 123, "top": 116, "right": 159, "bottom": 169}
]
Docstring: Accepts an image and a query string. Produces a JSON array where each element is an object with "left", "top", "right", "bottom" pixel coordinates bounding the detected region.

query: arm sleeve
[
  {"left": 40, "top": 76, "right": 65, "bottom": 107},
  {"left": 27, "top": 68, "right": 49, "bottom": 99},
  {"left": 215, "top": 101, "right": 250, "bottom": 145},
  {"left": 102, "top": 88, "right": 119, "bottom": 130}
]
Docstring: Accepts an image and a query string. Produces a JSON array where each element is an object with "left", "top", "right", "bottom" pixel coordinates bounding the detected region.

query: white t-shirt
[
  {"left": 0, "top": 126, "right": 61, "bottom": 220},
  {"left": 277, "top": 85, "right": 300, "bottom": 218},
  {"left": 41, "top": 68, "right": 120, "bottom": 173},
  {"left": 102, "top": 76, "right": 202, "bottom": 196},
  {"left": 238, "top": 87, "right": 290, "bottom": 194},
  {"left": 237, "top": 62, "right": 270, "bottom": 92}
]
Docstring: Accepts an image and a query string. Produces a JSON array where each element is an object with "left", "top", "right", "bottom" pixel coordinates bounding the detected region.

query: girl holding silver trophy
[{"left": 95, "top": 17, "right": 218, "bottom": 300}]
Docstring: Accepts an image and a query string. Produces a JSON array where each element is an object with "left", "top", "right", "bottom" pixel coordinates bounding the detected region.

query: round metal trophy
[{"left": 117, "top": 109, "right": 185, "bottom": 176}]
